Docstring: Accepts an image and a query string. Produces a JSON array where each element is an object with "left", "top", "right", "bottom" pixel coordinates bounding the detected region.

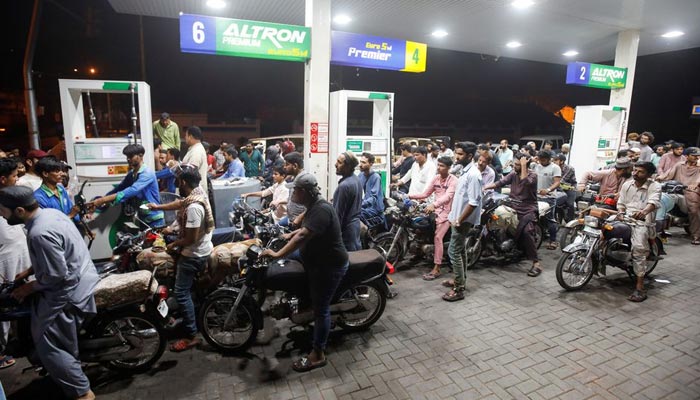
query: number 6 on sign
[
  {"left": 179, "top": 14, "right": 216, "bottom": 54},
  {"left": 193, "top": 21, "right": 205, "bottom": 44}
]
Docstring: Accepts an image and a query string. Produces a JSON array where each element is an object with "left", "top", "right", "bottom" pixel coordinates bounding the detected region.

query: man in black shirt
[{"left": 261, "top": 173, "right": 348, "bottom": 372}]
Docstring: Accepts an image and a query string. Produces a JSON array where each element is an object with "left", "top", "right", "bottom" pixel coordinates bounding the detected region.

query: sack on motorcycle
[
  {"left": 94, "top": 270, "right": 157, "bottom": 309},
  {"left": 136, "top": 248, "right": 175, "bottom": 279},
  {"left": 589, "top": 207, "right": 617, "bottom": 219},
  {"left": 207, "top": 238, "right": 262, "bottom": 285},
  {"left": 491, "top": 205, "right": 519, "bottom": 233}
]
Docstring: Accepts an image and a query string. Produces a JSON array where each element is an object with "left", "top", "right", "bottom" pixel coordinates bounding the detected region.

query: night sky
[{"left": 3, "top": 0, "right": 700, "bottom": 149}]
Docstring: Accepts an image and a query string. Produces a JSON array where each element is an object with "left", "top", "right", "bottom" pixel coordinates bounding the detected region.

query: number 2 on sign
[
  {"left": 579, "top": 66, "right": 586, "bottom": 81},
  {"left": 192, "top": 21, "right": 205, "bottom": 44}
]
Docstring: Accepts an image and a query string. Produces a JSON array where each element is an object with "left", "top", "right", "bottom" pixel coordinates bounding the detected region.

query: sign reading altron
[
  {"left": 180, "top": 14, "right": 310, "bottom": 62},
  {"left": 566, "top": 62, "right": 627, "bottom": 89}
]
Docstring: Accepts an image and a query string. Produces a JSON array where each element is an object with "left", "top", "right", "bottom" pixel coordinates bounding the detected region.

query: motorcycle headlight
[{"left": 584, "top": 216, "right": 599, "bottom": 228}]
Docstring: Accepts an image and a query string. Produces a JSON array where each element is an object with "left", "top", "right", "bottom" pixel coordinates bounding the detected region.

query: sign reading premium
[
  {"left": 566, "top": 62, "right": 627, "bottom": 89},
  {"left": 179, "top": 14, "right": 310, "bottom": 62},
  {"left": 331, "top": 31, "right": 427, "bottom": 73}
]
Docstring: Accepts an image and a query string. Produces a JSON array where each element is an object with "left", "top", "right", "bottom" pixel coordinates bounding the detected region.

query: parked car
[{"left": 519, "top": 134, "right": 566, "bottom": 151}]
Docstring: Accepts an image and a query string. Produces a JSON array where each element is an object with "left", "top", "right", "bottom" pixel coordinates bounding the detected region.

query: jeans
[
  {"left": 563, "top": 189, "right": 577, "bottom": 221},
  {"left": 543, "top": 193, "right": 566, "bottom": 242},
  {"left": 175, "top": 255, "right": 208, "bottom": 336},
  {"left": 448, "top": 223, "right": 472, "bottom": 291},
  {"left": 307, "top": 262, "right": 348, "bottom": 352},
  {"left": 341, "top": 220, "right": 362, "bottom": 252}
]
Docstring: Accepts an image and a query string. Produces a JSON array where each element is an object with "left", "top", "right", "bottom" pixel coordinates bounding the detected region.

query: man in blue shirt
[
  {"left": 156, "top": 148, "right": 179, "bottom": 193},
  {"left": 358, "top": 152, "right": 385, "bottom": 230},
  {"left": 33, "top": 157, "right": 81, "bottom": 224},
  {"left": 218, "top": 147, "right": 245, "bottom": 180},
  {"left": 87, "top": 144, "right": 164, "bottom": 228},
  {"left": 333, "top": 151, "right": 363, "bottom": 251}
]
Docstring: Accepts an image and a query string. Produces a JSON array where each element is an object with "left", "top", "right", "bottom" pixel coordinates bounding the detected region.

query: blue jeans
[
  {"left": 307, "top": 262, "right": 348, "bottom": 352},
  {"left": 175, "top": 255, "right": 208, "bottom": 336},
  {"left": 543, "top": 193, "right": 566, "bottom": 242}
]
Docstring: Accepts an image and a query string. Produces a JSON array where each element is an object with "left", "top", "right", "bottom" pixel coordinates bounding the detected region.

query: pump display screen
[{"left": 74, "top": 143, "right": 126, "bottom": 163}]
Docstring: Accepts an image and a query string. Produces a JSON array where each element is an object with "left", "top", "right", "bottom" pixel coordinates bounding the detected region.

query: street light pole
[{"left": 24, "top": 0, "right": 43, "bottom": 150}]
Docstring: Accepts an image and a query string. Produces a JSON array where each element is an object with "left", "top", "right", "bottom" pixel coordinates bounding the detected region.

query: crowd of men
[{"left": 1, "top": 126, "right": 699, "bottom": 394}]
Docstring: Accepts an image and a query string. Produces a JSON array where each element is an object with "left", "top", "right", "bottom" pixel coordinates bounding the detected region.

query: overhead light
[
  {"left": 512, "top": 0, "right": 535, "bottom": 9},
  {"left": 506, "top": 41, "right": 522, "bottom": 48},
  {"left": 431, "top": 29, "right": 449, "bottom": 38},
  {"left": 333, "top": 14, "right": 352, "bottom": 25},
  {"left": 206, "top": 0, "right": 227, "bottom": 9},
  {"left": 661, "top": 30, "right": 684, "bottom": 38},
  {"left": 73, "top": 68, "right": 78, "bottom": 72},
  {"left": 562, "top": 50, "right": 579, "bottom": 57},
  {"left": 89, "top": 67, "right": 97, "bottom": 74}
]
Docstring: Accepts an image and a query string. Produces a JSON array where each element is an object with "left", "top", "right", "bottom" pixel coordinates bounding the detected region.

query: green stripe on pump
[
  {"left": 102, "top": 82, "right": 137, "bottom": 91},
  {"left": 368, "top": 92, "right": 388, "bottom": 99}
]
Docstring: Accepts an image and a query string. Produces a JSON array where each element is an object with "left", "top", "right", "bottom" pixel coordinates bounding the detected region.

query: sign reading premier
[
  {"left": 331, "top": 31, "right": 427, "bottom": 73},
  {"left": 180, "top": 14, "right": 310, "bottom": 62},
  {"left": 566, "top": 62, "right": 627, "bottom": 89}
]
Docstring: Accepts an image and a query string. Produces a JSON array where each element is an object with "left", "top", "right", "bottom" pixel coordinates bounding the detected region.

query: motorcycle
[
  {"left": 0, "top": 269, "right": 169, "bottom": 373},
  {"left": 558, "top": 183, "right": 617, "bottom": 249},
  {"left": 659, "top": 180, "right": 691, "bottom": 236},
  {"left": 555, "top": 210, "right": 661, "bottom": 291},
  {"left": 197, "top": 245, "right": 389, "bottom": 353},
  {"left": 464, "top": 192, "right": 543, "bottom": 268}
]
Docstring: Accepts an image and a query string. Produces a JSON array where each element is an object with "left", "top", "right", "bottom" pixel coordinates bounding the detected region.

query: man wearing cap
[
  {"left": 17, "top": 149, "right": 48, "bottom": 191},
  {"left": 0, "top": 186, "right": 98, "bottom": 400},
  {"left": 658, "top": 147, "right": 700, "bottom": 245},
  {"left": 153, "top": 112, "right": 181, "bottom": 150},
  {"left": 578, "top": 157, "right": 633, "bottom": 197},
  {"left": 260, "top": 173, "right": 348, "bottom": 372},
  {"left": 333, "top": 151, "right": 363, "bottom": 251}
]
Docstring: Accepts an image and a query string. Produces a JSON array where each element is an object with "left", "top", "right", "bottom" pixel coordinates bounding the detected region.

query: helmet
[{"left": 281, "top": 140, "right": 295, "bottom": 155}]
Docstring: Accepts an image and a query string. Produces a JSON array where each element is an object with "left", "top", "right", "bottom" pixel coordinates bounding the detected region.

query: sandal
[
  {"left": 527, "top": 264, "right": 543, "bottom": 277},
  {"left": 422, "top": 271, "right": 441, "bottom": 281},
  {"left": 441, "top": 279, "right": 455, "bottom": 288},
  {"left": 0, "top": 355, "right": 16, "bottom": 369},
  {"left": 292, "top": 356, "right": 327, "bottom": 372},
  {"left": 692, "top": 238, "right": 700, "bottom": 245},
  {"left": 442, "top": 289, "right": 465, "bottom": 302},
  {"left": 628, "top": 290, "right": 647, "bottom": 302},
  {"left": 170, "top": 337, "right": 201, "bottom": 352},
  {"left": 546, "top": 242, "right": 559, "bottom": 250}
]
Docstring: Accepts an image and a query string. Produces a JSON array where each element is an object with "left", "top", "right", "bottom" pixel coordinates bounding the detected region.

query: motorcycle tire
[
  {"left": 371, "top": 232, "right": 403, "bottom": 266},
  {"left": 534, "top": 224, "right": 544, "bottom": 249},
  {"left": 645, "top": 238, "right": 661, "bottom": 276},
  {"left": 464, "top": 234, "right": 482, "bottom": 269},
  {"left": 555, "top": 248, "right": 594, "bottom": 291},
  {"left": 197, "top": 291, "right": 259, "bottom": 353},
  {"left": 558, "top": 224, "right": 583, "bottom": 250},
  {"left": 97, "top": 311, "right": 167, "bottom": 373},
  {"left": 336, "top": 280, "right": 387, "bottom": 332}
]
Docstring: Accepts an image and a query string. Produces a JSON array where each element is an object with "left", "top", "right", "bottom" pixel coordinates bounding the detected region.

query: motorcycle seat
[{"left": 344, "top": 249, "right": 385, "bottom": 285}]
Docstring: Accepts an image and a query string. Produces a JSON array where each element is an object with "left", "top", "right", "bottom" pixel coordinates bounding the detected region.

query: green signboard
[
  {"left": 566, "top": 62, "right": 627, "bottom": 89},
  {"left": 346, "top": 140, "right": 363, "bottom": 153},
  {"left": 180, "top": 14, "right": 310, "bottom": 62}
]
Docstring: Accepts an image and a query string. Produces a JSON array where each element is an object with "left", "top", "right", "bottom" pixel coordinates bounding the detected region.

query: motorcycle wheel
[
  {"left": 534, "top": 224, "right": 544, "bottom": 249},
  {"left": 645, "top": 238, "right": 661, "bottom": 276},
  {"left": 98, "top": 311, "right": 166, "bottom": 373},
  {"left": 558, "top": 225, "right": 583, "bottom": 250},
  {"left": 555, "top": 249, "right": 594, "bottom": 291},
  {"left": 464, "top": 234, "right": 482, "bottom": 269},
  {"left": 371, "top": 232, "right": 403, "bottom": 266},
  {"left": 336, "top": 280, "right": 387, "bottom": 332},
  {"left": 197, "top": 291, "right": 259, "bottom": 353}
]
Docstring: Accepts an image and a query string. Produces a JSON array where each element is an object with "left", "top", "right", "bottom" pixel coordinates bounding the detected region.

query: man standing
[
  {"left": 156, "top": 148, "right": 180, "bottom": 193},
  {"left": 496, "top": 139, "right": 514, "bottom": 175},
  {"left": 638, "top": 132, "right": 654, "bottom": 162},
  {"left": 280, "top": 152, "right": 306, "bottom": 227},
  {"left": 213, "top": 141, "right": 228, "bottom": 171},
  {"left": 553, "top": 154, "right": 577, "bottom": 222},
  {"left": 33, "top": 157, "right": 81, "bottom": 226},
  {"left": 438, "top": 142, "right": 454, "bottom": 159},
  {"left": 617, "top": 162, "right": 661, "bottom": 302},
  {"left": 358, "top": 153, "right": 385, "bottom": 230},
  {"left": 658, "top": 147, "right": 700, "bottom": 245},
  {"left": 87, "top": 144, "right": 165, "bottom": 228},
  {"left": 534, "top": 150, "right": 564, "bottom": 250},
  {"left": 149, "top": 166, "right": 213, "bottom": 351},
  {"left": 240, "top": 141, "right": 264, "bottom": 178},
  {"left": 1, "top": 186, "right": 98, "bottom": 400},
  {"left": 333, "top": 152, "right": 363, "bottom": 251},
  {"left": 182, "top": 126, "right": 209, "bottom": 193},
  {"left": 560, "top": 143, "right": 571, "bottom": 162},
  {"left": 153, "top": 112, "right": 181, "bottom": 150},
  {"left": 17, "top": 149, "right": 48, "bottom": 191},
  {"left": 442, "top": 142, "right": 481, "bottom": 302},
  {"left": 485, "top": 153, "right": 542, "bottom": 276},
  {"left": 657, "top": 142, "right": 686, "bottom": 176},
  {"left": 409, "top": 156, "right": 457, "bottom": 281},
  {"left": 391, "top": 144, "right": 415, "bottom": 182},
  {"left": 428, "top": 143, "right": 441, "bottom": 165},
  {"left": 394, "top": 146, "right": 436, "bottom": 195}
]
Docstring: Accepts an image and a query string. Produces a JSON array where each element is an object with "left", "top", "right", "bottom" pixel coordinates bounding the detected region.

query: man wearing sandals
[
  {"left": 442, "top": 142, "right": 482, "bottom": 302},
  {"left": 657, "top": 147, "right": 700, "bottom": 245},
  {"left": 617, "top": 161, "right": 661, "bottom": 302},
  {"left": 409, "top": 156, "right": 457, "bottom": 281}
]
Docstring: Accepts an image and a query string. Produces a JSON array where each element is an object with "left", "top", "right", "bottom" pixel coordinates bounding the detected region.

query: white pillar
[
  {"left": 304, "top": 0, "right": 331, "bottom": 197},
  {"left": 608, "top": 30, "right": 640, "bottom": 134}
]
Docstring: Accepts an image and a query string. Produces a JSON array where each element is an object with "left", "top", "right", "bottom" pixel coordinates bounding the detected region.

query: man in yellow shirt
[{"left": 153, "top": 112, "right": 181, "bottom": 150}]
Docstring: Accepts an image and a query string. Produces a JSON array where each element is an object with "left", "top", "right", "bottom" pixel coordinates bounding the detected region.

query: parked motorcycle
[
  {"left": 0, "top": 269, "right": 169, "bottom": 373},
  {"left": 464, "top": 192, "right": 543, "bottom": 268},
  {"left": 555, "top": 210, "right": 660, "bottom": 291},
  {"left": 659, "top": 180, "right": 691, "bottom": 236},
  {"left": 197, "top": 245, "right": 389, "bottom": 353}
]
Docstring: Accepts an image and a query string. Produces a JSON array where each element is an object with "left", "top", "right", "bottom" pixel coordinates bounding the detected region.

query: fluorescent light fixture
[
  {"left": 206, "top": 0, "right": 227, "bottom": 9},
  {"left": 431, "top": 29, "right": 449, "bottom": 38},
  {"left": 661, "top": 30, "right": 684, "bottom": 38},
  {"left": 512, "top": 0, "right": 535, "bottom": 9},
  {"left": 333, "top": 14, "right": 352, "bottom": 25},
  {"left": 506, "top": 41, "right": 522, "bottom": 48},
  {"left": 562, "top": 50, "right": 579, "bottom": 57}
]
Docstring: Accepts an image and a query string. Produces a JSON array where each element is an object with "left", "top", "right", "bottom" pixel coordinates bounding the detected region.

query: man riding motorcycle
[
  {"left": 578, "top": 157, "right": 633, "bottom": 199},
  {"left": 657, "top": 147, "right": 700, "bottom": 245}
]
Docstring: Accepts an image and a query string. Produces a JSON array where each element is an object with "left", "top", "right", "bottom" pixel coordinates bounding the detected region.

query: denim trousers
[
  {"left": 175, "top": 255, "right": 208, "bottom": 336},
  {"left": 307, "top": 262, "right": 348, "bottom": 352},
  {"left": 448, "top": 223, "right": 472, "bottom": 291}
]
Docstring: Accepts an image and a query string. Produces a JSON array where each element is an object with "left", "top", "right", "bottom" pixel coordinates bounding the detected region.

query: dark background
[{"left": 2, "top": 0, "right": 699, "bottom": 150}]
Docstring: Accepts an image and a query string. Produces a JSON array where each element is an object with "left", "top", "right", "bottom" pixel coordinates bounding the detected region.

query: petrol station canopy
[{"left": 108, "top": 0, "right": 700, "bottom": 64}]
